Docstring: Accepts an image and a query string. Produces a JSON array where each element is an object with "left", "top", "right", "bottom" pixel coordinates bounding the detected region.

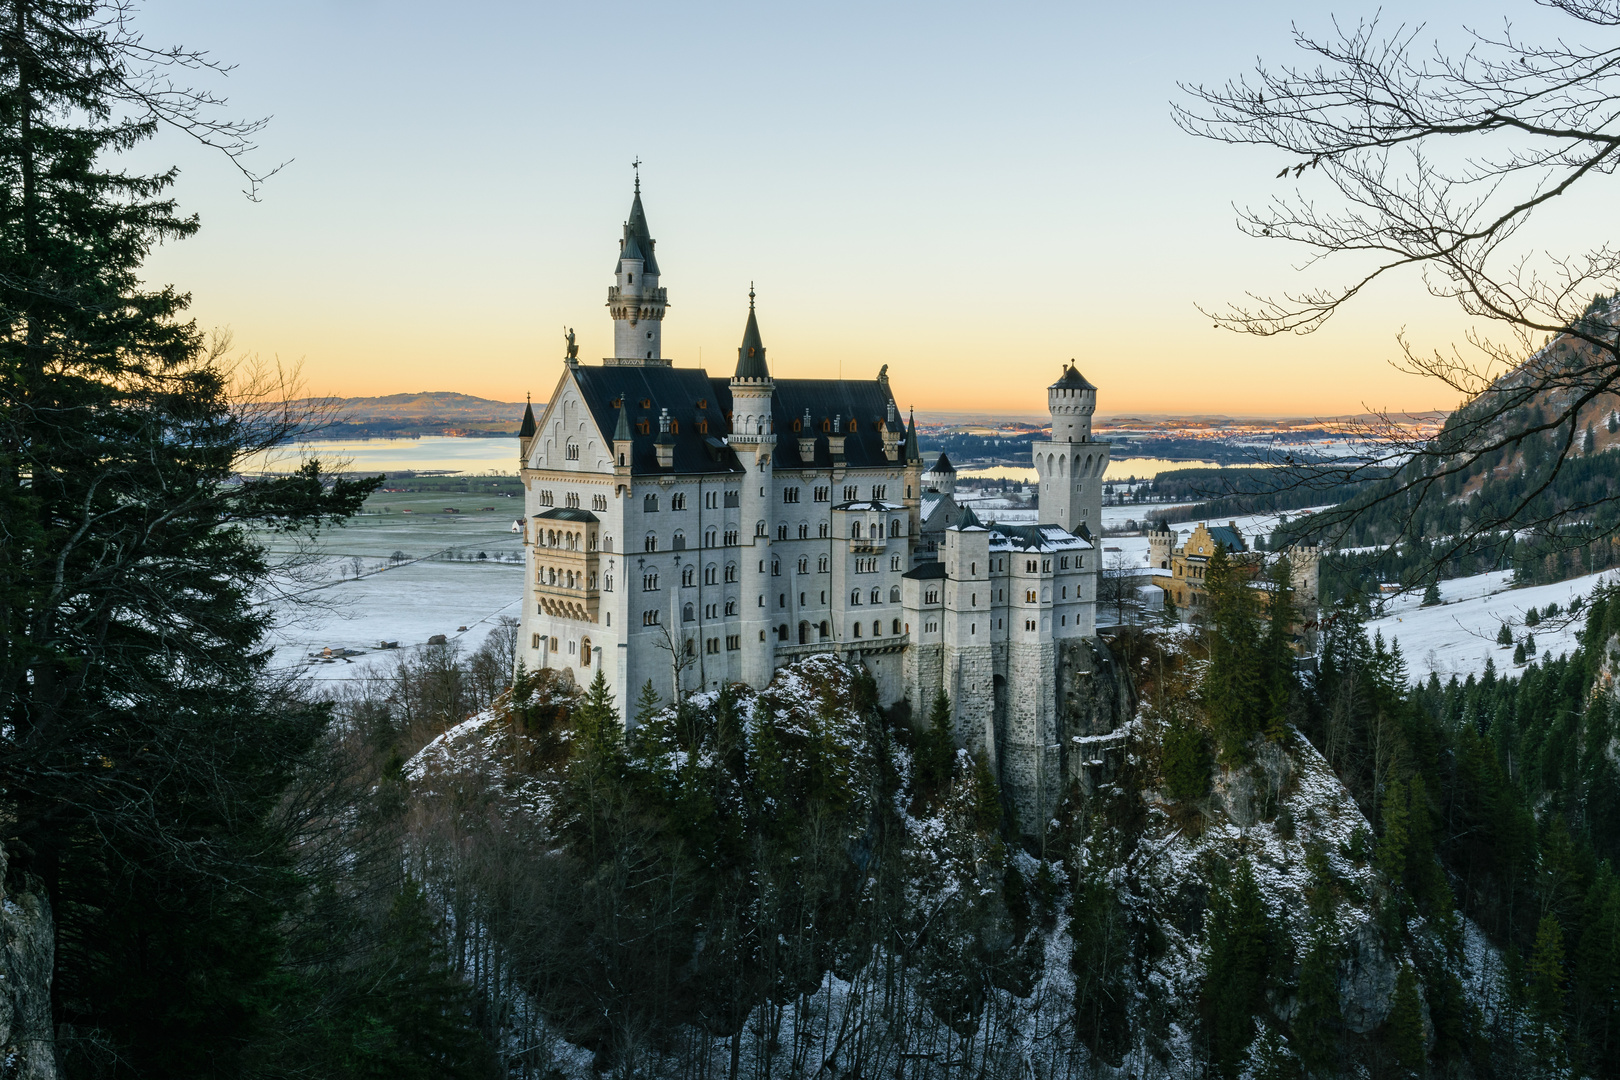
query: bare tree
[
  {"left": 1099, "top": 549, "right": 1143, "bottom": 626},
  {"left": 1175, "top": 1, "right": 1620, "bottom": 566}
]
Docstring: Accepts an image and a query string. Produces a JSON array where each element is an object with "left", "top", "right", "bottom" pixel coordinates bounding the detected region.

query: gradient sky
[{"left": 127, "top": 0, "right": 1594, "bottom": 417}]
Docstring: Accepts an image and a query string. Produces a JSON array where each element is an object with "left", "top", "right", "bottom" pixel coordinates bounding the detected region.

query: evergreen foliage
[
  {"left": 1387, "top": 964, "right": 1425, "bottom": 1072},
  {"left": 1421, "top": 579, "right": 1442, "bottom": 606},
  {"left": 1202, "top": 854, "right": 1272, "bottom": 1078},
  {"left": 1162, "top": 712, "right": 1211, "bottom": 803}
]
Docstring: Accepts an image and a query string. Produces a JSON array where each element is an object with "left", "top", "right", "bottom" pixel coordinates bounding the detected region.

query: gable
[{"left": 528, "top": 368, "right": 612, "bottom": 473}]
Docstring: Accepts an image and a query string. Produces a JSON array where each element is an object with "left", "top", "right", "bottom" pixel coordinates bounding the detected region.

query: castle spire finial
[
  {"left": 749, "top": 281, "right": 755, "bottom": 310},
  {"left": 632, "top": 156, "right": 641, "bottom": 194}
]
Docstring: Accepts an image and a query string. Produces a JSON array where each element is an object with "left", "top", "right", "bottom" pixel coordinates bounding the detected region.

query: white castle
[{"left": 516, "top": 183, "right": 1120, "bottom": 825}]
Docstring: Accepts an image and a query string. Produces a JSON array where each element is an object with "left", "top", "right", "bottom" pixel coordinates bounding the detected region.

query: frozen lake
[{"left": 244, "top": 435, "right": 520, "bottom": 476}]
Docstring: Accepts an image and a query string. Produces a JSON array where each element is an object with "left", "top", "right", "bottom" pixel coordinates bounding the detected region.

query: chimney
[
  {"left": 798, "top": 408, "right": 817, "bottom": 461},
  {"left": 655, "top": 408, "right": 675, "bottom": 470},
  {"left": 828, "top": 413, "right": 846, "bottom": 462}
]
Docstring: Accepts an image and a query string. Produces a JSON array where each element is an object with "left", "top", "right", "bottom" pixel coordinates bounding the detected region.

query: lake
[
  {"left": 958, "top": 457, "right": 1241, "bottom": 483},
  {"left": 244, "top": 440, "right": 1248, "bottom": 482},
  {"left": 243, "top": 436, "right": 522, "bottom": 475}
]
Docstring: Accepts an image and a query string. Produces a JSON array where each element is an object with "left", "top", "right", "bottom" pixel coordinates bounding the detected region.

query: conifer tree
[
  {"left": 1609, "top": 411, "right": 1619, "bottom": 435},
  {"left": 1387, "top": 964, "right": 1426, "bottom": 1072},
  {"left": 1203, "top": 854, "right": 1271, "bottom": 1079},
  {"left": 1162, "top": 712, "right": 1211, "bottom": 803},
  {"left": 1259, "top": 557, "right": 1298, "bottom": 742},
  {"left": 1498, "top": 622, "right": 1513, "bottom": 646},
  {"left": 969, "top": 753, "right": 1003, "bottom": 833},
  {"left": 1530, "top": 914, "right": 1568, "bottom": 1029},
  {"left": 1421, "top": 579, "right": 1442, "bottom": 607},
  {"left": 914, "top": 689, "right": 956, "bottom": 798},
  {"left": 1071, "top": 859, "right": 1129, "bottom": 1065},
  {"left": 633, "top": 679, "right": 663, "bottom": 728},
  {"left": 1514, "top": 641, "right": 1527, "bottom": 665},
  {"left": 1205, "top": 546, "right": 1264, "bottom": 760},
  {"left": 0, "top": 2, "right": 375, "bottom": 1064},
  {"left": 1292, "top": 844, "right": 1343, "bottom": 1073},
  {"left": 1377, "top": 779, "right": 1410, "bottom": 888}
]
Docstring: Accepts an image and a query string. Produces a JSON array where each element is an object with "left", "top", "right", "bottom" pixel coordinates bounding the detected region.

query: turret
[
  {"left": 1034, "top": 362, "right": 1109, "bottom": 533},
  {"left": 729, "top": 288, "right": 775, "bottom": 688},
  {"left": 612, "top": 400, "right": 634, "bottom": 473},
  {"left": 1047, "top": 361, "right": 1097, "bottom": 442},
  {"left": 518, "top": 393, "right": 537, "bottom": 465},
  {"left": 922, "top": 453, "right": 956, "bottom": 496},
  {"left": 606, "top": 175, "right": 670, "bottom": 365}
]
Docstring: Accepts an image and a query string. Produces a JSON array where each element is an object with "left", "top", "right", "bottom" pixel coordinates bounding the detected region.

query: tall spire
[
  {"left": 518, "top": 392, "right": 536, "bottom": 439},
  {"left": 905, "top": 407, "right": 921, "bottom": 463},
  {"left": 608, "top": 174, "right": 668, "bottom": 363},
  {"left": 733, "top": 285, "right": 770, "bottom": 381},
  {"left": 614, "top": 400, "right": 632, "bottom": 442}
]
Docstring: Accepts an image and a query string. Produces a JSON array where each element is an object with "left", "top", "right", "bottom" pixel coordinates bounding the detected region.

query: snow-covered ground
[
  {"left": 264, "top": 558, "right": 524, "bottom": 683},
  {"left": 1365, "top": 568, "right": 1614, "bottom": 685}
]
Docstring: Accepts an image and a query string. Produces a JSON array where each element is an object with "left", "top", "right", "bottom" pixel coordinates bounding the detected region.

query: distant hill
[{"left": 302, "top": 392, "right": 533, "bottom": 438}]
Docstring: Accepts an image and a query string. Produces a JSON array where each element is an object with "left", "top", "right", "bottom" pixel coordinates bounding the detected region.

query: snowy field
[
  {"left": 259, "top": 486, "right": 528, "bottom": 685},
  {"left": 1365, "top": 568, "right": 1614, "bottom": 685}
]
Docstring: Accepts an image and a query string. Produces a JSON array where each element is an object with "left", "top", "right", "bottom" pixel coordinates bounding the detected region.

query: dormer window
[
  {"left": 697, "top": 399, "right": 707, "bottom": 409},
  {"left": 822, "top": 420, "right": 831, "bottom": 432},
  {"left": 640, "top": 398, "right": 651, "bottom": 409},
  {"left": 793, "top": 419, "right": 802, "bottom": 432}
]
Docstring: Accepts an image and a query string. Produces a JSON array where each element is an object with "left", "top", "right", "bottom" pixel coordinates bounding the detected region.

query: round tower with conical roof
[{"left": 607, "top": 176, "right": 670, "bottom": 365}]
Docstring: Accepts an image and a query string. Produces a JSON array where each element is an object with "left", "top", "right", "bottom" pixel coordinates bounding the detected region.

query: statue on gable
[{"left": 564, "top": 327, "right": 578, "bottom": 360}]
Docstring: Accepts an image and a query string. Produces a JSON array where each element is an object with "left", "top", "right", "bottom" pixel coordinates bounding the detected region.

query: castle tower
[
  {"left": 922, "top": 453, "right": 957, "bottom": 496},
  {"left": 518, "top": 393, "right": 536, "bottom": 465},
  {"left": 606, "top": 176, "right": 670, "bottom": 365},
  {"left": 730, "top": 288, "right": 776, "bottom": 687},
  {"left": 1034, "top": 363, "right": 1109, "bottom": 535}
]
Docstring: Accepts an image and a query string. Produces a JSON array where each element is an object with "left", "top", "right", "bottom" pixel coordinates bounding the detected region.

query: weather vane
[{"left": 632, "top": 156, "right": 642, "bottom": 193}]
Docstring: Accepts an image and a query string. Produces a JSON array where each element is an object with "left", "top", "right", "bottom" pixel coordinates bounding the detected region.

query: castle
[{"left": 516, "top": 183, "right": 1123, "bottom": 826}]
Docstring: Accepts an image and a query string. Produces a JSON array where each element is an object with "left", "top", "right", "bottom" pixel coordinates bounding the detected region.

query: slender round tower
[{"left": 730, "top": 287, "right": 776, "bottom": 688}]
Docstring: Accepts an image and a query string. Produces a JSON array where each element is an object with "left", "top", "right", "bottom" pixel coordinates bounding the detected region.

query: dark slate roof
[
  {"left": 905, "top": 410, "right": 921, "bottom": 463},
  {"left": 616, "top": 189, "right": 660, "bottom": 276},
  {"left": 927, "top": 453, "right": 955, "bottom": 474},
  {"left": 519, "top": 397, "right": 536, "bottom": 438},
  {"left": 1050, "top": 364, "right": 1097, "bottom": 391},
  {"left": 957, "top": 504, "right": 982, "bottom": 529},
  {"left": 903, "top": 561, "right": 948, "bottom": 580},
  {"left": 770, "top": 379, "right": 904, "bottom": 470},
  {"left": 572, "top": 366, "right": 903, "bottom": 476},
  {"left": 1206, "top": 524, "right": 1246, "bottom": 551},
  {"left": 734, "top": 294, "right": 769, "bottom": 380},
  {"left": 535, "top": 507, "right": 599, "bottom": 523}
]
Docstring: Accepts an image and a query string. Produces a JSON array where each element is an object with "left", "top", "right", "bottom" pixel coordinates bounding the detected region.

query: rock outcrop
[{"left": 0, "top": 844, "right": 57, "bottom": 1079}]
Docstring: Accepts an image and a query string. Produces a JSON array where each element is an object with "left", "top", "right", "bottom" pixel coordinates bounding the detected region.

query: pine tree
[
  {"left": 1071, "top": 859, "right": 1129, "bottom": 1065},
  {"left": 633, "top": 679, "right": 663, "bottom": 728},
  {"left": 914, "top": 689, "right": 956, "bottom": 798},
  {"left": 1203, "top": 855, "right": 1271, "bottom": 1079},
  {"left": 1421, "top": 579, "right": 1442, "bottom": 607},
  {"left": 969, "top": 752, "right": 1003, "bottom": 833},
  {"left": 1609, "top": 410, "right": 1618, "bottom": 435},
  {"left": 1527, "top": 606, "right": 1542, "bottom": 627},
  {"left": 0, "top": 3, "right": 375, "bottom": 1066},
  {"left": 1376, "top": 779, "right": 1409, "bottom": 888},
  {"left": 1162, "top": 713, "right": 1211, "bottom": 803},
  {"left": 1293, "top": 844, "right": 1343, "bottom": 1073},
  {"left": 1387, "top": 964, "right": 1426, "bottom": 1072},
  {"left": 1584, "top": 422, "right": 1597, "bottom": 455},
  {"left": 1162, "top": 584, "right": 1179, "bottom": 624},
  {"left": 1514, "top": 641, "right": 1527, "bottom": 665},
  {"left": 1498, "top": 622, "right": 1513, "bottom": 646},
  {"left": 1525, "top": 631, "right": 1537, "bottom": 655},
  {"left": 1529, "top": 914, "right": 1567, "bottom": 1028},
  {"left": 1205, "top": 545, "right": 1265, "bottom": 761},
  {"left": 1259, "top": 557, "right": 1298, "bottom": 742}
]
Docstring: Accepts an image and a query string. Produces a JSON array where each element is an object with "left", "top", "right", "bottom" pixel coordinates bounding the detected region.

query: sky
[{"left": 125, "top": 0, "right": 1600, "bottom": 418}]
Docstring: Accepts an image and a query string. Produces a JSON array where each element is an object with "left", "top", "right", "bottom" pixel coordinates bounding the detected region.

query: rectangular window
[
  {"left": 539, "top": 490, "right": 554, "bottom": 507},
  {"left": 725, "top": 634, "right": 740, "bottom": 651},
  {"left": 592, "top": 494, "right": 608, "bottom": 512},
  {"left": 872, "top": 485, "right": 886, "bottom": 500},
  {"left": 671, "top": 492, "right": 687, "bottom": 510},
  {"left": 724, "top": 491, "right": 739, "bottom": 508},
  {"left": 814, "top": 487, "right": 829, "bottom": 502},
  {"left": 783, "top": 487, "right": 799, "bottom": 503},
  {"left": 566, "top": 492, "right": 580, "bottom": 508},
  {"left": 1060, "top": 556, "right": 1069, "bottom": 569},
  {"left": 843, "top": 485, "right": 858, "bottom": 501}
]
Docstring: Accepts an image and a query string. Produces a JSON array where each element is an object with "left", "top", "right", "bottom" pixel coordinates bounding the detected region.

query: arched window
[
  {"left": 566, "top": 441, "right": 579, "bottom": 460},
  {"left": 724, "top": 599, "right": 737, "bottom": 616},
  {"left": 705, "top": 528, "right": 717, "bottom": 548},
  {"left": 819, "top": 620, "right": 829, "bottom": 639},
  {"left": 546, "top": 529, "right": 556, "bottom": 547},
  {"left": 644, "top": 533, "right": 657, "bottom": 552},
  {"left": 798, "top": 620, "right": 810, "bottom": 644},
  {"left": 798, "top": 522, "right": 809, "bottom": 539},
  {"left": 724, "top": 563, "right": 737, "bottom": 583},
  {"left": 644, "top": 493, "right": 658, "bottom": 512},
  {"left": 579, "top": 636, "right": 592, "bottom": 667},
  {"left": 892, "top": 618, "right": 901, "bottom": 635},
  {"left": 681, "top": 566, "right": 695, "bottom": 587},
  {"left": 771, "top": 559, "right": 780, "bottom": 576},
  {"left": 852, "top": 521, "right": 862, "bottom": 539},
  {"left": 851, "top": 589, "right": 862, "bottom": 605},
  {"left": 890, "top": 519, "right": 900, "bottom": 537},
  {"left": 872, "top": 621, "right": 881, "bottom": 637},
  {"left": 777, "top": 624, "right": 789, "bottom": 641},
  {"left": 673, "top": 531, "right": 686, "bottom": 550},
  {"left": 889, "top": 585, "right": 900, "bottom": 602},
  {"left": 682, "top": 603, "right": 694, "bottom": 622},
  {"left": 798, "top": 556, "right": 809, "bottom": 574},
  {"left": 755, "top": 520, "right": 767, "bottom": 537},
  {"left": 704, "top": 564, "right": 718, "bottom": 585},
  {"left": 603, "top": 535, "right": 613, "bottom": 552},
  {"left": 870, "top": 587, "right": 881, "bottom": 604},
  {"left": 777, "top": 524, "right": 788, "bottom": 540},
  {"left": 853, "top": 622, "right": 862, "bottom": 638}
]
